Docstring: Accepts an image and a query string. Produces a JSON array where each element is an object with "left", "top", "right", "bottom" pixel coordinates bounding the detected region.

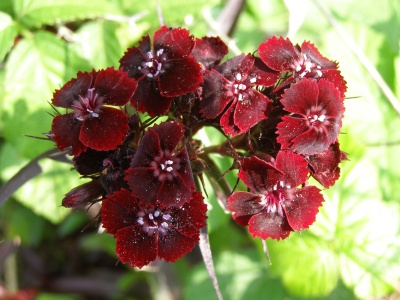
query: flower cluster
[{"left": 47, "top": 26, "right": 347, "bottom": 267}]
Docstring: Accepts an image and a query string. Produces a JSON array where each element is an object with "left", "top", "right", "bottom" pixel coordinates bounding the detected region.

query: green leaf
[
  {"left": 0, "top": 12, "right": 17, "bottom": 62},
  {"left": 11, "top": 157, "right": 88, "bottom": 224},
  {"left": 72, "top": 20, "right": 123, "bottom": 69},
  {"left": 13, "top": 0, "right": 119, "bottom": 28},
  {"left": 268, "top": 233, "right": 340, "bottom": 297},
  {"left": 183, "top": 249, "right": 286, "bottom": 300}
]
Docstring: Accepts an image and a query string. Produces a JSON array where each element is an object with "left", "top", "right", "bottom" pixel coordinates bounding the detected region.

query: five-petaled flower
[
  {"left": 101, "top": 189, "right": 207, "bottom": 269},
  {"left": 51, "top": 67, "right": 137, "bottom": 156},
  {"left": 227, "top": 151, "right": 324, "bottom": 240},
  {"left": 119, "top": 25, "right": 203, "bottom": 116},
  {"left": 258, "top": 36, "right": 347, "bottom": 96},
  {"left": 276, "top": 78, "right": 345, "bottom": 155},
  {"left": 125, "top": 121, "right": 196, "bottom": 208},
  {"left": 200, "top": 53, "right": 278, "bottom": 136}
]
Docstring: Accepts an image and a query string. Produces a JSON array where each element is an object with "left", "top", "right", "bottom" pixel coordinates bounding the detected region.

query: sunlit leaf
[
  {"left": 13, "top": 0, "right": 119, "bottom": 28},
  {"left": 0, "top": 12, "right": 17, "bottom": 62},
  {"left": 72, "top": 20, "right": 123, "bottom": 69}
]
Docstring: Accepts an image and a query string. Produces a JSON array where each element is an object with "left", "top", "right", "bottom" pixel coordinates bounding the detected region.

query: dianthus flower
[
  {"left": 200, "top": 53, "right": 278, "bottom": 136},
  {"left": 258, "top": 36, "right": 347, "bottom": 96},
  {"left": 119, "top": 26, "right": 203, "bottom": 116},
  {"left": 125, "top": 121, "right": 195, "bottom": 208},
  {"left": 276, "top": 78, "right": 345, "bottom": 155},
  {"left": 51, "top": 67, "right": 137, "bottom": 156},
  {"left": 227, "top": 151, "right": 324, "bottom": 240},
  {"left": 101, "top": 189, "right": 207, "bottom": 269}
]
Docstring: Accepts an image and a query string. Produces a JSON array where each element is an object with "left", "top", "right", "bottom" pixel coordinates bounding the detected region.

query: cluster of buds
[{"left": 47, "top": 26, "right": 347, "bottom": 268}]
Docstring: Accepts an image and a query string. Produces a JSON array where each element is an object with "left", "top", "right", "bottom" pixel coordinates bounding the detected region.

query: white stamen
[
  {"left": 147, "top": 73, "right": 153, "bottom": 78},
  {"left": 166, "top": 166, "right": 173, "bottom": 172},
  {"left": 236, "top": 73, "right": 242, "bottom": 81},
  {"left": 318, "top": 115, "right": 326, "bottom": 122},
  {"left": 160, "top": 163, "right": 165, "bottom": 170},
  {"left": 161, "top": 222, "right": 169, "bottom": 228},
  {"left": 238, "top": 93, "right": 243, "bottom": 101},
  {"left": 145, "top": 61, "right": 153, "bottom": 67},
  {"left": 147, "top": 51, "right": 153, "bottom": 59},
  {"left": 316, "top": 70, "right": 323, "bottom": 77},
  {"left": 148, "top": 213, "right": 154, "bottom": 220},
  {"left": 238, "top": 83, "right": 247, "bottom": 90},
  {"left": 92, "top": 112, "right": 99, "bottom": 118},
  {"left": 250, "top": 77, "right": 257, "bottom": 83},
  {"left": 162, "top": 214, "right": 171, "bottom": 220},
  {"left": 154, "top": 210, "right": 160, "bottom": 217},
  {"left": 137, "top": 217, "right": 144, "bottom": 225},
  {"left": 156, "top": 49, "right": 164, "bottom": 56}
]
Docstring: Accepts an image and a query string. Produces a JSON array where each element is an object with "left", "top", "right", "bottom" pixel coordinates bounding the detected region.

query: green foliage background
[{"left": 0, "top": 0, "right": 399, "bottom": 299}]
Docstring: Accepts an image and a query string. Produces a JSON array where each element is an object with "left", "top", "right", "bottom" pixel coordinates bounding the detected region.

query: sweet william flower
[
  {"left": 125, "top": 121, "right": 196, "bottom": 208},
  {"left": 119, "top": 26, "right": 203, "bottom": 116},
  {"left": 200, "top": 53, "right": 278, "bottom": 136},
  {"left": 258, "top": 36, "right": 347, "bottom": 96},
  {"left": 227, "top": 151, "right": 324, "bottom": 240},
  {"left": 51, "top": 67, "right": 137, "bottom": 156},
  {"left": 101, "top": 189, "right": 207, "bottom": 269},
  {"left": 276, "top": 78, "right": 345, "bottom": 155}
]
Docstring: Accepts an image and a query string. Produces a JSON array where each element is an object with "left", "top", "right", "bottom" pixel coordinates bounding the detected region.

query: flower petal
[
  {"left": 233, "top": 90, "right": 269, "bottom": 132},
  {"left": 119, "top": 35, "right": 151, "bottom": 80},
  {"left": 93, "top": 67, "right": 137, "bottom": 106},
  {"left": 101, "top": 189, "right": 141, "bottom": 234},
  {"left": 51, "top": 113, "right": 87, "bottom": 156},
  {"left": 151, "top": 121, "right": 184, "bottom": 154},
  {"left": 238, "top": 156, "right": 282, "bottom": 193},
  {"left": 227, "top": 192, "right": 264, "bottom": 226},
  {"left": 281, "top": 78, "right": 319, "bottom": 115},
  {"left": 52, "top": 71, "right": 93, "bottom": 108},
  {"left": 192, "top": 36, "right": 228, "bottom": 69},
  {"left": 131, "top": 77, "right": 173, "bottom": 116},
  {"left": 281, "top": 186, "right": 324, "bottom": 231},
  {"left": 258, "top": 36, "right": 297, "bottom": 71},
  {"left": 125, "top": 167, "right": 159, "bottom": 204},
  {"left": 248, "top": 211, "right": 293, "bottom": 240},
  {"left": 200, "top": 69, "right": 232, "bottom": 119},
  {"left": 79, "top": 107, "right": 129, "bottom": 151},
  {"left": 154, "top": 26, "right": 195, "bottom": 59},
  {"left": 275, "top": 151, "right": 309, "bottom": 188},
  {"left": 115, "top": 226, "right": 158, "bottom": 269},
  {"left": 158, "top": 57, "right": 203, "bottom": 97},
  {"left": 300, "top": 41, "right": 338, "bottom": 70}
]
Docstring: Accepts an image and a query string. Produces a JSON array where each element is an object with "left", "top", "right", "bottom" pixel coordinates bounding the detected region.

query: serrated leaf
[
  {"left": 0, "top": 12, "right": 18, "bottom": 62},
  {"left": 12, "top": 157, "right": 88, "bottom": 224},
  {"left": 184, "top": 249, "right": 286, "bottom": 300},
  {"left": 73, "top": 20, "right": 123, "bottom": 68},
  {"left": 268, "top": 233, "right": 340, "bottom": 297},
  {"left": 13, "top": 0, "right": 119, "bottom": 28}
]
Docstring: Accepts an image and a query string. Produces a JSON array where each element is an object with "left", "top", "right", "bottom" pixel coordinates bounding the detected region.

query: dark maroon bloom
[
  {"left": 276, "top": 78, "right": 345, "bottom": 155},
  {"left": 307, "top": 141, "right": 347, "bottom": 188},
  {"left": 125, "top": 121, "right": 195, "bottom": 207},
  {"left": 51, "top": 67, "right": 137, "bottom": 156},
  {"left": 227, "top": 151, "right": 324, "bottom": 240},
  {"left": 119, "top": 26, "right": 203, "bottom": 116},
  {"left": 200, "top": 54, "right": 278, "bottom": 136},
  {"left": 192, "top": 36, "right": 228, "bottom": 70},
  {"left": 258, "top": 36, "right": 347, "bottom": 95},
  {"left": 101, "top": 189, "right": 207, "bottom": 269}
]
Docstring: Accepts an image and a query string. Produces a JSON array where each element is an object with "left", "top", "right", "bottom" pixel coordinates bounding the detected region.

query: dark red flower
[
  {"left": 125, "top": 121, "right": 195, "bottom": 207},
  {"left": 119, "top": 26, "right": 203, "bottom": 116},
  {"left": 51, "top": 67, "right": 137, "bottom": 156},
  {"left": 200, "top": 53, "right": 278, "bottom": 136},
  {"left": 307, "top": 141, "right": 348, "bottom": 188},
  {"left": 192, "top": 36, "right": 228, "bottom": 70},
  {"left": 258, "top": 36, "right": 347, "bottom": 95},
  {"left": 101, "top": 189, "right": 207, "bottom": 268},
  {"left": 227, "top": 151, "right": 324, "bottom": 240},
  {"left": 276, "top": 78, "right": 345, "bottom": 155}
]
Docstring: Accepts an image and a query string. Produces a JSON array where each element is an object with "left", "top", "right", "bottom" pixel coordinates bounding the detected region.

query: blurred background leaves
[{"left": 1, "top": 0, "right": 399, "bottom": 299}]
